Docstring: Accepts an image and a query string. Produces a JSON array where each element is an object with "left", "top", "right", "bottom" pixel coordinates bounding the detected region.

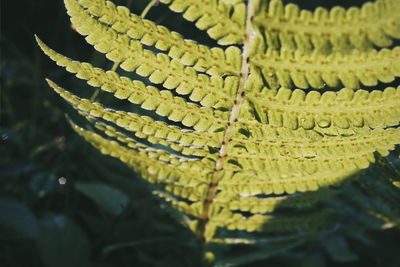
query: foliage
[{"left": 1, "top": 0, "right": 400, "bottom": 266}]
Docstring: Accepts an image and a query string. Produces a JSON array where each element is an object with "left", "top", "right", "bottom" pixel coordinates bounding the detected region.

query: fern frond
[
  {"left": 215, "top": 188, "right": 336, "bottom": 214},
  {"left": 207, "top": 209, "right": 335, "bottom": 234},
  {"left": 216, "top": 167, "right": 360, "bottom": 196},
  {"left": 77, "top": 0, "right": 241, "bottom": 76},
  {"left": 152, "top": 190, "right": 203, "bottom": 220},
  {"left": 246, "top": 87, "right": 400, "bottom": 130},
  {"left": 91, "top": 122, "right": 205, "bottom": 164},
  {"left": 70, "top": 122, "right": 211, "bottom": 202},
  {"left": 210, "top": 230, "right": 321, "bottom": 245},
  {"left": 36, "top": 37, "right": 229, "bottom": 131},
  {"left": 65, "top": 0, "right": 237, "bottom": 108},
  {"left": 252, "top": 47, "right": 400, "bottom": 89},
  {"left": 45, "top": 79, "right": 222, "bottom": 154},
  {"left": 39, "top": 0, "right": 400, "bottom": 248},
  {"left": 160, "top": 0, "right": 246, "bottom": 45},
  {"left": 254, "top": 0, "right": 400, "bottom": 53},
  {"left": 231, "top": 128, "right": 400, "bottom": 161}
]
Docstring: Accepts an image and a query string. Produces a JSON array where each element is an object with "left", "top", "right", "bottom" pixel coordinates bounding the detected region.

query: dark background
[{"left": 1, "top": 0, "right": 400, "bottom": 266}]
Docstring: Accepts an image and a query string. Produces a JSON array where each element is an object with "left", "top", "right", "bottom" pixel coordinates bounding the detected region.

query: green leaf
[
  {"left": 30, "top": 172, "right": 57, "bottom": 195},
  {"left": 37, "top": 215, "right": 91, "bottom": 267},
  {"left": 301, "top": 255, "right": 326, "bottom": 267},
  {"left": 0, "top": 197, "right": 39, "bottom": 238},
  {"left": 323, "top": 236, "right": 358, "bottom": 262},
  {"left": 0, "top": 162, "right": 35, "bottom": 177},
  {"left": 215, "top": 239, "right": 303, "bottom": 266},
  {"left": 75, "top": 182, "right": 129, "bottom": 216},
  {"left": 102, "top": 237, "right": 173, "bottom": 256}
]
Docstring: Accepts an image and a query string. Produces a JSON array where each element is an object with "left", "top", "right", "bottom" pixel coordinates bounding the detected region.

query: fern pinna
[{"left": 37, "top": 0, "right": 400, "bottom": 256}]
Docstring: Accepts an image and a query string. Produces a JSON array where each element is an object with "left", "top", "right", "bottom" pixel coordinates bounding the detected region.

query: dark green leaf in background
[
  {"left": 75, "top": 182, "right": 129, "bottom": 216},
  {"left": 37, "top": 215, "right": 91, "bottom": 267},
  {"left": 322, "top": 236, "right": 358, "bottom": 262},
  {"left": 0, "top": 197, "right": 39, "bottom": 239}
]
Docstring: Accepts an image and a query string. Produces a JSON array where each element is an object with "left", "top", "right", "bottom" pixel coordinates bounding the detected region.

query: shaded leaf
[
  {"left": 0, "top": 162, "right": 35, "bottom": 177},
  {"left": 75, "top": 182, "right": 129, "bottom": 216},
  {"left": 30, "top": 172, "right": 57, "bottom": 196},
  {"left": 323, "top": 236, "right": 358, "bottom": 262},
  {"left": 0, "top": 197, "right": 39, "bottom": 238},
  {"left": 37, "top": 215, "right": 91, "bottom": 267}
]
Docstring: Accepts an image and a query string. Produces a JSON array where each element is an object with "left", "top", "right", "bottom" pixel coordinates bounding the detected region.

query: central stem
[{"left": 199, "top": 0, "right": 257, "bottom": 243}]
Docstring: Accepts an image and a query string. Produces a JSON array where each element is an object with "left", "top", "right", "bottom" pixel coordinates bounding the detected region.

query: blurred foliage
[{"left": 1, "top": 0, "right": 400, "bottom": 266}]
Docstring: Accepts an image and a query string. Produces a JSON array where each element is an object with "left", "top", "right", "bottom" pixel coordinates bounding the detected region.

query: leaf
[
  {"left": 215, "top": 237, "right": 306, "bottom": 266},
  {"left": 301, "top": 255, "right": 326, "bottom": 267},
  {"left": 30, "top": 172, "right": 57, "bottom": 196},
  {"left": 0, "top": 162, "right": 35, "bottom": 177},
  {"left": 75, "top": 182, "right": 129, "bottom": 216},
  {"left": 102, "top": 237, "right": 173, "bottom": 256},
  {"left": 322, "top": 236, "right": 358, "bottom": 262},
  {"left": 0, "top": 197, "right": 39, "bottom": 239},
  {"left": 37, "top": 215, "right": 91, "bottom": 267}
]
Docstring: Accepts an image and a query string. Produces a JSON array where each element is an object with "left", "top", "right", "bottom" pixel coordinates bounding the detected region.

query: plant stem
[
  {"left": 198, "top": 0, "right": 257, "bottom": 244},
  {"left": 141, "top": 0, "right": 159, "bottom": 18}
]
